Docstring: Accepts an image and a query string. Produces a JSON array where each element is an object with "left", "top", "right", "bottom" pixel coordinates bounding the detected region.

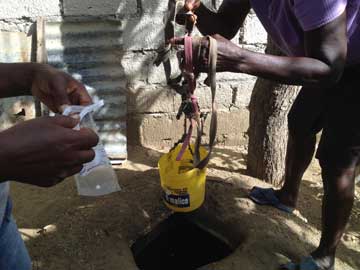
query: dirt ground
[{"left": 11, "top": 146, "right": 360, "bottom": 270}]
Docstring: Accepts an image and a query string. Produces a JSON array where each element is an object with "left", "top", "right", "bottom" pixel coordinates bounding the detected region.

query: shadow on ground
[{"left": 10, "top": 146, "right": 360, "bottom": 270}]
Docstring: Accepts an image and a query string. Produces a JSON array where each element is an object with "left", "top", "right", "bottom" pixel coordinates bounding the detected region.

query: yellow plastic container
[{"left": 158, "top": 144, "right": 208, "bottom": 212}]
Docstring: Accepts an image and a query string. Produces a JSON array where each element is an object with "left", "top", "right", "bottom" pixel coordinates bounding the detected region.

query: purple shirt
[{"left": 250, "top": 0, "right": 360, "bottom": 65}]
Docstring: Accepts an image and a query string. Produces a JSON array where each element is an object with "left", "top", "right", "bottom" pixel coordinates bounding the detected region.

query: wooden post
[
  {"left": 34, "top": 17, "right": 49, "bottom": 116},
  {"left": 247, "top": 38, "right": 300, "bottom": 186}
]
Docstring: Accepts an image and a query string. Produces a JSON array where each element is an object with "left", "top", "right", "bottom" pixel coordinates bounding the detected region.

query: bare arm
[
  {"left": 0, "top": 63, "right": 37, "bottom": 98},
  {"left": 206, "top": 11, "right": 347, "bottom": 88},
  {"left": 0, "top": 62, "right": 91, "bottom": 112}
]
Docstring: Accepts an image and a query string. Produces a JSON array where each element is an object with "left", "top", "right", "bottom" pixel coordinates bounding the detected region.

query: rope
[{"left": 155, "top": 2, "right": 218, "bottom": 169}]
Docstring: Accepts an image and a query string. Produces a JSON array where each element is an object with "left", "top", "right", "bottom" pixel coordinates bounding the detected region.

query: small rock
[
  {"left": 38, "top": 224, "right": 57, "bottom": 235},
  {"left": 293, "top": 210, "right": 308, "bottom": 223}
]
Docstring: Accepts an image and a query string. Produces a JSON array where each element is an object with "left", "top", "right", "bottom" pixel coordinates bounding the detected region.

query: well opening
[{"left": 131, "top": 213, "right": 237, "bottom": 270}]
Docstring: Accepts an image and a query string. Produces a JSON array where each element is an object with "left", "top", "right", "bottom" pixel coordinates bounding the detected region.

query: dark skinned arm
[
  {"left": 209, "top": 11, "right": 347, "bottom": 88},
  {"left": 185, "top": 0, "right": 251, "bottom": 39},
  {"left": 0, "top": 62, "right": 91, "bottom": 112},
  {"left": 184, "top": 1, "right": 347, "bottom": 88},
  {"left": 0, "top": 63, "right": 37, "bottom": 98},
  {"left": 221, "top": 12, "right": 347, "bottom": 87}
]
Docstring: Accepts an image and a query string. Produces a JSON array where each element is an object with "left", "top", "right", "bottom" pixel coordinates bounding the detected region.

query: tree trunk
[{"left": 247, "top": 38, "right": 300, "bottom": 186}]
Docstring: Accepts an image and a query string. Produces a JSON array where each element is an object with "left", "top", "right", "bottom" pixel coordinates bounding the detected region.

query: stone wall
[{"left": 0, "top": 0, "right": 267, "bottom": 148}]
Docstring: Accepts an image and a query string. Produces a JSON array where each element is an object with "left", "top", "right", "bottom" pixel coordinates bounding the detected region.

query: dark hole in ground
[{"left": 131, "top": 213, "right": 234, "bottom": 270}]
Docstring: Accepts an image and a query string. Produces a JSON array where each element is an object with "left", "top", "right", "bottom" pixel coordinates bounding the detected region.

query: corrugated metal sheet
[{"left": 45, "top": 20, "right": 127, "bottom": 160}]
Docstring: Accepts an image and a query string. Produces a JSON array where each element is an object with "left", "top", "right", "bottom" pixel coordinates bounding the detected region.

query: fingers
[
  {"left": 168, "top": 37, "right": 185, "bottom": 45},
  {"left": 186, "top": 13, "right": 197, "bottom": 26},
  {"left": 75, "top": 150, "right": 96, "bottom": 164},
  {"left": 169, "top": 34, "right": 227, "bottom": 45},
  {"left": 40, "top": 150, "right": 93, "bottom": 187},
  {"left": 52, "top": 115, "right": 80, "bottom": 128},
  {"left": 62, "top": 150, "right": 96, "bottom": 166},
  {"left": 168, "top": 36, "right": 210, "bottom": 74},
  {"left": 51, "top": 73, "right": 72, "bottom": 113},
  {"left": 43, "top": 165, "right": 83, "bottom": 187},
  {"left": 184, "top": 2, "right": 193, "bottom": 11},
  {"left": 72, "top": 128, "right": 99, "bottom": 150},
  {"left": 185, "top": 0, "right": 200, "bottom": 11},
  {"left": 65, "top": 165, "right": 83, "bottom": 177},
  {"left": 67, "top": 79, "right": 93, "bottom": 106},
  {"left": 176, "top": 0, "right": 199, "bottom": 24},
  {"left": 55, "top": 165, "right": 84, "bottom": 182},
  {"left": 51, "top": 72, "right": 92, "bottom": 112},
  {"left": 175, "top": 12, "right": 196, "bottom": 26},
  {"left": 175, "top": 13, "right": 186, "bottom": 25},
  {"left": 56, "top": 165, "right": 83, "bottom": 179}
]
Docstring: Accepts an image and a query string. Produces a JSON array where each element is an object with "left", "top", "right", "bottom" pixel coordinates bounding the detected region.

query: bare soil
[{"left": 11, "top": 146, "right": 360, "bottom": 270}]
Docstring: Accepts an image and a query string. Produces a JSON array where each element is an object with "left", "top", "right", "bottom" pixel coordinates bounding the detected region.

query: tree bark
[{"left": 247, "top": 38, "right": 300, "bottom": 186}]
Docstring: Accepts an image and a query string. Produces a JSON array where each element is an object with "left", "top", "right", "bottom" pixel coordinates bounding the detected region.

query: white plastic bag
[{"left": 63, "top": 100, "right": 121, "bottom": 196}]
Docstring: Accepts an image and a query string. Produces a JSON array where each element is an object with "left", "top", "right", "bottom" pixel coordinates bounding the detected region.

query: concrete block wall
[{"left": 0, "top": 0, "right": 267, "bottom": 148}]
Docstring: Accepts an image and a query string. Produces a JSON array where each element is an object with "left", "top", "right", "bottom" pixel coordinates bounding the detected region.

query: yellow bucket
[{"left": 158, "top": 144, "right": 208, "bottom": 212}]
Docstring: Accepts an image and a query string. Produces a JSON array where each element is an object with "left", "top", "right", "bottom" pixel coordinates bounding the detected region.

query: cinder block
[
  {"left": 242, "top": 13, "right": 267, "bottom": 44},
  {"left": 126, "top": 115, "right": 143, "bottom": 146},
  {"left": 141, "top": 0, "right": 169, "bottom": 13},
  {"left": 121, "top": 50, "right": 180, "bottom": 85},
  {"left": 140, "top": 113, "right": 183, "bottom": 147},
  {"left": 127, "top": 85, "right": 177, "bottom": 114},
  {"left": 0, "top": 20, "right": 34, "bottom": 33},
  {"left": 215, "top": 79, "right": 255, "bottom": 108},
  {"left": 0, "top": 0, "right": 61, "bottom": 19},
  {"left": 140, "top": 0, "right": 219, "bottom": 15},
  {"left": 216, "top": 109, "right": 249, "bottom": 146},
  {"left": 170, "top": 78, "right": 255, "bottom": 112},
  {"left": 141, "top": 0, "right": 221, "bottom": 14},
  {"left": 201, "top": 0, "right": 215, "bottom": 9},
  {"left": 171, "top": 83, "right": 233, "bottom": 112},
  {"left": 212, "top": 0, "right": 225, "bottom": 10},
  {"left": 226, "top": 80, "right": 255, "bottom": 108},
  {"left": 63, "top": 0, "right": 137, "bottom": 16},
  {"left": 122, "top": 14, "right": 165, "bottom": 50},
  {"left": 131, "top": 108, "right": 249, "bottom": 148},
  {"left": 121, "top": 52, "right": 153, "bottom": 83},
  {"left": 148, "top": 52, "right": 182, "bottom": 84}
]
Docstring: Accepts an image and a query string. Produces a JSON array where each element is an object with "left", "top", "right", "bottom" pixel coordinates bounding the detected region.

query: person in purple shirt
[{"left": 178, "top": 0, "right": 360, "bottom": 269}]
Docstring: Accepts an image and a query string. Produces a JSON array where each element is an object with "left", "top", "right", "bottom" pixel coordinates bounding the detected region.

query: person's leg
[
  {"left": 249, "top": 87, "right": 324, "bottom": 211},
  {"left": 310, "top": 162, "right": 355, "bottom": 268},
  {"left": 0, "top": 199, "right": 32, "bottom": 270},
  {"left": 275, "top": 128, "right": 317, "bottom": 208},
  {"left": 309, "top": 66, "right": 360, "bottom": 268},
  {"left": 275, "top": 87, "right": 324, "bottom": 208}
]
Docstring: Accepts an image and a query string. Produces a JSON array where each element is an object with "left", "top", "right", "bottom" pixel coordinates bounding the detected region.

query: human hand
[
  {"left": 176, "top": 0, "right": 200, "bottom": 26},
  {"left": 184, "top": 0, "right": 201, "bottom": 11},
  {"left": 31, "top": 64, "right": 92, "bottom": 113},
  {"left": 0, "top": 116, "right": 99, "bottom": 187},
  {"left": 170, "top": 34, "right": 242, "bottom": 73}
]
